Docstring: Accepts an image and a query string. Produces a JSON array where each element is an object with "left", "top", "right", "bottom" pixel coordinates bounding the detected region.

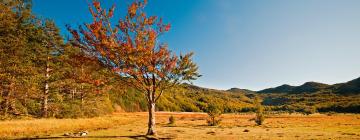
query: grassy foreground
[{"left": 1, "top": 112, "right": 360, "bottom": 140}]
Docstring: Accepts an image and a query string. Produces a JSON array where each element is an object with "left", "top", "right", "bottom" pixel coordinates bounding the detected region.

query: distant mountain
[
  {"left": 333, "top": 77, "right": 360, "bottom": 95},
  {"left": 258, "top": 84, "right": 295, "bottom": 93},
  {"left": 182, "top": 83, "right": 207, "bottom": 91},
  {"left": 227, "top": 88, "right": 255, "bottom": 94},
  {"left": 184, "top": 77, "right": 360, "bottom": 95},
  {"left": 291, "top": 82, "right": 330, "bottom": 94},
  {"left": 258, "top": 77, "right": 360, "bottom": 95}
]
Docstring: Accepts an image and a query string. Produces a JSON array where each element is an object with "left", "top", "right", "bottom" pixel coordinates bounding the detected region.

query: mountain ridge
[{"left": 256, "top": 77, "right": 360, "bottom": 94}]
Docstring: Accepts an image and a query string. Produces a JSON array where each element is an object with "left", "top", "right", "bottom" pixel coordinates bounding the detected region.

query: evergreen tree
[{"left": 0, "top": 0, "right": 35, "bottom": 117}]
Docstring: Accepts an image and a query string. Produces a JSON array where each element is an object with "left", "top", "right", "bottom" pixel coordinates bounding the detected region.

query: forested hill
[
  {"left": 227, "top": 88, "right": 256, "bottom": 94},
  {"left": 258, "top": 77, "right": 360, "bottom": 95}
]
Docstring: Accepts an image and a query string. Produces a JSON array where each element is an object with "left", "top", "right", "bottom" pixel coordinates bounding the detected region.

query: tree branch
[{"left": 155, "top": 90, "right": 163, "bottom": 102}]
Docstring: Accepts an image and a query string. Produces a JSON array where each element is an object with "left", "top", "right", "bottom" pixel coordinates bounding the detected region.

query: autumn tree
[{"left": 67, "top": 0, "right": 200, "bottom": 135}]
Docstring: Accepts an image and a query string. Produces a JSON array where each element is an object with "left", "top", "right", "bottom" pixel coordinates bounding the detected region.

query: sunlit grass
[
  {"left": 0, "top": 112, "right": 359, "bottom": 139},
  {"left": 0, "top": 114, "right": 136, "bottom": 138}
]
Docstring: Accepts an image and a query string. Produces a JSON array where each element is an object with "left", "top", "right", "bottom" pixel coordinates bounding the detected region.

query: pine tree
[
  {"left": 35, "top": 20, "right": 64, "bottom": 118},
  {"left": 0, "top": 0, "right": 34, "bottom": 117}
]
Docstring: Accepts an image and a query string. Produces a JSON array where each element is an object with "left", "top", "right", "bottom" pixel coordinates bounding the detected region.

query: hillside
[
  {"left": 168, "top": 79, "right": 360, "bottom": 114},
  {"left": 111, "top": 84, "right": 254, "bottom": 113},
  {"left": 291, "top": 82, "right": 331, "bottom": 94},
  {"left": 227, "top": 88, "right": 256, "bottom": 94},
  {"left": 258, "top": 84, "right": 295, "bottom": 93},
  {"left": 333, "top": 77, "right": 360, "bottom": 95},
  {"left": 258, "top": 77, "right": 360, "bottom": 95}
]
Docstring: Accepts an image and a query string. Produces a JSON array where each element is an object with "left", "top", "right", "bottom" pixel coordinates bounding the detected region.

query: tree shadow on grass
[
  {"left": 13, "top": 135, "right": 173, "bottom": 140},
  {"left": 162, "top": 124, "right": 177, "bottom": 128},
  {"left": 193, "top": 124, "right": 211, "bottom": 128}
]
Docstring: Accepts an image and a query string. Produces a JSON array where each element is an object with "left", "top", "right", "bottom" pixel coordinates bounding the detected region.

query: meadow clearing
[{"left": 0, "top": 112, "right": 359, "bottom": 140}]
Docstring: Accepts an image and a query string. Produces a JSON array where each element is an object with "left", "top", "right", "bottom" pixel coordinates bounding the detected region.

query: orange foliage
[{"left": 67, "top": 0, "right": 200, "bottom": 101}]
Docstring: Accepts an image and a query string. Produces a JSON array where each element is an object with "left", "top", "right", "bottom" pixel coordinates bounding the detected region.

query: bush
[
  {"left": 207, "top": 118, "right": 221, "bottom": 126},
  {"left": 326, "top": 111, "right": 336, "bottom": 116},
  {"left": 302, "top": 106, "right": 316, "bottom": 115},
  {"left": 168, "top": 115, "right": 175, "bottom": 125},
  {"left": 205, "top": 104, "right": 222, "bottom": 126},
  {"left": 254, "top": 96, "right": 265, "bottom": 125},
  {"left": 255, "top": 113, "right": 265, "bottom": 125}
]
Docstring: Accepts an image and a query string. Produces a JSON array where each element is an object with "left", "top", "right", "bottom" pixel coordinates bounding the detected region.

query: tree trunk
[
  {"left": 4, "top": 80, "right": 15, "bottom": 117},
  {"left": 72, "top": 88, "right": 75, "bottom": 100},
  {"left": 42, "top": 94, "right": 48, "bottom": 117},
  {"left": 10, "top": 98, "right": 17, "bottom": 115},
  {"left": 147, "top": 101, "right": 156, "bottom": 136},
  {"left": 42, "top": 56, "right": 50, "bottom": 118},
  {"left": 4, "top": 92, "right": 10, "bottom": 117},
  {"left": 80, "top": 85, "right": 84, "bottom": 106},
  {"left": 80, "top": 66, "right": 84, "bottom": 106},
  {"left": 80, "top": 92, "right": 84, "bottom": 105}
]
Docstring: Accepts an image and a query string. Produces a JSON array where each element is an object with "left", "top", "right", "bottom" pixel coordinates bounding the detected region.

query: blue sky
[{"left": 32, "top": 0, "right": 360, "bottom": 91}]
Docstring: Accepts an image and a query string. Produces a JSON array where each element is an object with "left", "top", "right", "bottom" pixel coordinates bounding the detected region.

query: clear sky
[{"left": 32, "top": 0, "right": 360, "bottom": 91}]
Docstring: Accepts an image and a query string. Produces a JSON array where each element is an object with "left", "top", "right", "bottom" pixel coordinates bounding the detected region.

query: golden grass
[
  {"left": 0, "top": 114, "right": 136, "bottom": 138},
  {"left": 1, "top": 112, "right": 360, "bottom": 140}
]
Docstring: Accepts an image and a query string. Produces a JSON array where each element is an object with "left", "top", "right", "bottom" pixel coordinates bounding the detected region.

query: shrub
[
  {"left": 168, "top": 115, "right": 175, "bottom": 125},
  {"left": 207, "top": 117, "right": 221, "bottom": 126},
  {"left": 205, "top": 104, "right": 222, "bottom": 126},
  {"left": 255, "top": 112, "right": 265, "bottom": 125},
  {"left": 303, "top": 106, "right": 316, "bottom": 115},
  {"left": 254, "top": 96, "right": 265, "bottom": 125},
  {"left": 327, "top": 111, "right": 336, "bottom": 116}
]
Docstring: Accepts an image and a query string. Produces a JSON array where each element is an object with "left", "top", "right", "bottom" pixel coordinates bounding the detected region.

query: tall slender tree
[
  {"left": 38, "top": 20, "right": 64, "bottom": 117},
  {"left": 67, "top": 0, "right": 200, "bottom": 135}
]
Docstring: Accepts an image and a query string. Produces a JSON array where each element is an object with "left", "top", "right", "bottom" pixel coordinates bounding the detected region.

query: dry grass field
[{"left": 1, "top": 112, "right": 360, "bottom": 140}]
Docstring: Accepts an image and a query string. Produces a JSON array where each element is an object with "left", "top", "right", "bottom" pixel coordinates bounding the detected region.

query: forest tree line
[{"left": 0, "top": 0, "right": 120, "bottom": 119}]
